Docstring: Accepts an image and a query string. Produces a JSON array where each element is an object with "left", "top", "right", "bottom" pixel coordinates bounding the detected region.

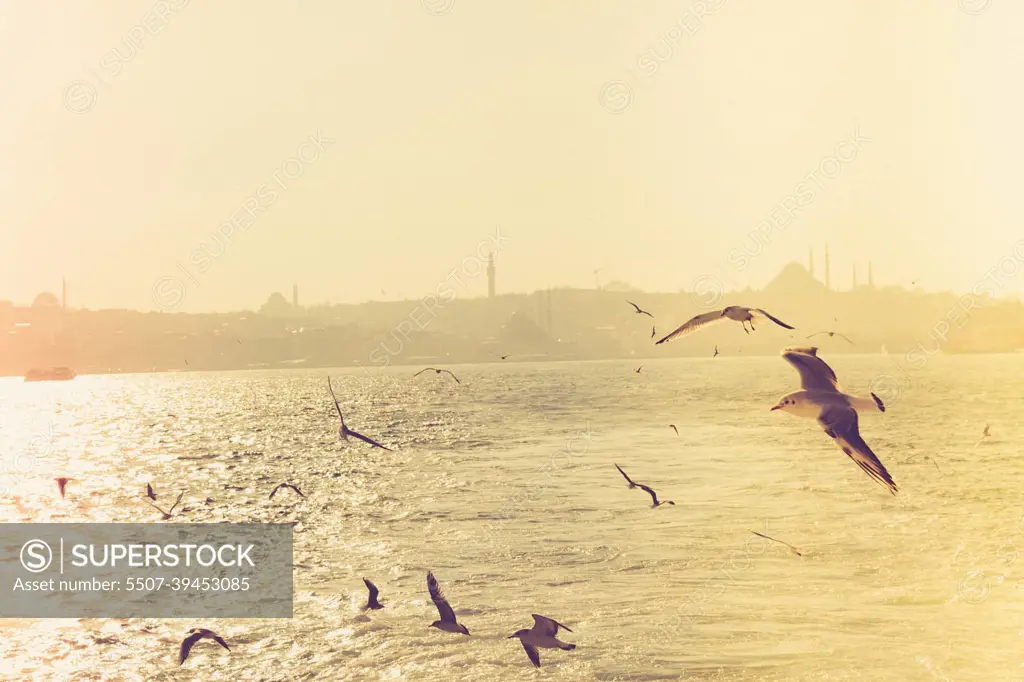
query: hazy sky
[{"left": 1, "top": 1, "right": 1021, "bottom": 312}]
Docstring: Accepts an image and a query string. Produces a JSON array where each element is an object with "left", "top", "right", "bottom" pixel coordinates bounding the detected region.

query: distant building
[{"left": 32, "top": 292, "right": 60, "bottom": 309}]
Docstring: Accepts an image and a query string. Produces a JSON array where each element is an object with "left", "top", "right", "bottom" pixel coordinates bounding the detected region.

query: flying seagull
[
  {"left": 328, "top": 377, "right": 392, "bottom": 450},
  {"left": 146, "top": 483, "right": 156, "bottom": 501},
  {"left": 426, "top": 571, "right": 470, "bottom": 635},
  {"left": 638, "top": 483, "right": 674, "bottom": 508},
  {"left": 669, "top": 424, "right": 678, "bottom": 435},
  {"left": 974, "top": 424, "right": 991, "bottom": 449},
  {"left": 147, "top": 491, "right": 184, "bottom": 520},
  {"left": 770, "top": 347, "right": 897, "bottom": 495},
  {"left": 508, "top": 614, "right": 577, "bottom": 668},
  {"left": 414, "top": 367, "right": 461, "bottom": 384},
  {"left": 807, "top": 330, "right": 854, "bottom": 344},
  {"left": 269, "top": 483, "right": 305, "bottom": 499},
  {"left": 55, "top": 477, "right": 72, "bottom": 500},
  {"left": 634, "top": 365, "right": 643, "bottom": 374},
  {"left": 750, "top": 530, "right": 803, "bottom": 556},
  {"left": 656, "top": 306, "right": 795, "bottom": 344},
  {"left": 903, "top": 453, "right": 942, "bottom": 473},
  {"left": 615, "top": 463, "right": 638, "bottom": 489},
  {"left": 626, "top": 300, "right": 654, "bottom": 318},
  {"left": 713, "top": 345, "right": 719, "bottom": 358},
  {"left": 179, "top": 628, "right": 230, "bottom": 666},
  {"left": 489, "top": 351, "right": 511, "bottom": 360},
  {"left": 363, "top": 578, "right": 384, "bottom": 610},
  {"left": 651, "top": 325, "right": 656, "bottom": 339}
]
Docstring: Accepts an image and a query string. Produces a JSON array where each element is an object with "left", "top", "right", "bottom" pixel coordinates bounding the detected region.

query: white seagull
[
  {"left": 426, "top": 571, "right": 470, "bottom": 635},
  {"left": 770, "top": 347, "right": 897, "bottom": 495},
  {"left": 508, "top": 614, "right": 577, "bottom": 668},
  {"left": 656, "top": 306, "right": 795, "bottom": 344},
  {"left": 328, "top": 377, "right": 392, "bottom": 450}
]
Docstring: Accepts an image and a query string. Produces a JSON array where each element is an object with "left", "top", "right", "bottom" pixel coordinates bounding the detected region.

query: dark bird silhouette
[
  {"left": 55, "top": 477, "right": 72, "bottom": 500},
  {"left": 328, "top": 377, "right": 392, "bottom": 450},
  {"left": 713, "top": 345, "right": 719, "bottom": 358},
  {"left": 634, "top": 365, "right": 643, "bottom": 374},
  {"left": 669, "top": 424, "right": 678, "bottom": 436},
  {"left": 656, "top": 306, "right": 795, "bottom": 344},
  {"left": 508, "top": 614, "right": 576, "bottom": 668},
  {"left": 269, "top": 483, "right": 304, "bottom": 499},
  {"left": 178, "top": 628, "right": 230, "bottom": 666},
  {"left": 414, "top": 367, "right": 461, "bottom": 384},
  {"left": 427, "top": 571, "right": 470, "bottom": 634},
  {"left": 651, "top": 325, "right": 656, "bottom": 338},
  {"left": 363, "top": 578, "right": 384, "bottom": 610},
  {"left": 146, "top": 491, "right": 184, "bottom": 520},
  {"left": 627, "top": 300, "right": 654, "bottom": 318},
  {"left": 807, "top": 330, "right": 854, "bottom": 344},
  {"left": 750, "top": 530, "right": 803, "bottom": 556},
  {"left": 638, "top": 484, "right": 674, "bottom": 507},
  {"left": 146, "top": 483, "right": 156, "bottom": 501},
  {"left": 615, "top": 463, "right": 637, "bottom": 489}
]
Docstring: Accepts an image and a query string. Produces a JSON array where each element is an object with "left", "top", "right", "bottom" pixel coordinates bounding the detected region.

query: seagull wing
[
  {"left": 819, "top": 406, "right": 898, "bottom": 495},
  {"left": 781, "top": 347, "right": 840, "bottom": 392},
  {"left": 614, "top": 464, "right": 636, "bottom": 486},
  {"left": 327, "top": 377, "right": 345, "bottom": 421},
  {"left": 754, "top": 309, "right": 796, "bottom": 330},
  {"left": 289, "top": 484, "right": 305, "bottom": 498},
  {"left": 442, "top": 370, "right": 461, "bottom": 384},
  {"left": 210, "top": 632, "right": 230, "bottom": 651},
  {"left": 363, "top": 578, "right": 380, "bottom": 603},
  {"left": 532, "top": 613, "right": 572, "bottom": 636},
  {"left": 178, "top": 631, "right": 202, "bottom": 665},
  {"left": 835, "top": 333, "right": 854, "bottom": 345},
  {"left": 626, "top": 300, "right": 647, "bottom": 315},
  {"left": 346, "top": 428, "right": 392, "bottom": 451},
  {"left": 414, "top": 368, "right": 433, "bottom": 377},
  {"left": 269, "top": 484, "right": 284, "bottom": 499},
  {"left": 655, "top": 310, "right": 726, "bottom": 345},
  {"left": 669, "top": 425, "right": 678, "bottom": 435},
  {"left": 167, "top": 491, "right": 184, "bottom": 514},
  {"left": 521, "top": 641, "right": 541, "bottom": 668},
  {"left": 146, "top": 500, "right": 170, "bottom": 517},
  {"left": 637, "top": 484, "right": 660, "bottom": 505},
  {"left": 146, "top": 483, "right": 156, "bottom": 501},
  {"left": 427, "top": 571, "right": 458, "bottom": 623},
  {"left": 806, "top": 331, "right": 826, "bottom": 339}
]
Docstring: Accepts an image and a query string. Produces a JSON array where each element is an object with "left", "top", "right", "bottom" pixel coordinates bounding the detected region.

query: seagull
[
  {"left": 903, "top": 453, "right": 942, "bottom": 473},
  {"left": 627, "top": 300, "right": 654, "bottom": 318},
  {"left": 55, "top": 477, "right": 72, "bottom": 500},
  {"left": 363, "top": 578, "right": 384, "bottom": 610},
  {"left": 146, "top": 491, "right": 184, "bottom": 520},
  {"left": 750, "top": 530, "right": 803, "bottom": 556},
  {"left": 807, "top": 330, "right": 854, "bottom": 344},
  {"left": 656, "top": 306, "right": 795, "bottom": 344},
  {"left": 634, "top": 365, "right": 643, "bottom": 374},
  {"left": 426, "top": 571, "right": 470, "bottom": 635},
  {"left": 770, "top": 347, "right": 897, "bottom": 495},
  {"left": 614, "top": 463, "right": 638, "bottom": 489},
  {"left": 328, "top": 377, "right": 392, "bottom": 450},
  {"left": 269, "top": 483, "right": 305, "bottom": 499},
  {"left": 414, "top": 367, "right": 461, "bottom": 384},
  {"left": 713, "top": 345, "right": 719, "bottom": 357},
  {"left": 638, "top": 483, "right": 674, "bottom": 508},
  {"left": 508, "top": 614, "right": 577, "bottom": 668},
  {"left": 178, "top": 628, "right": 230, "bottom": 666},
  {"left": 669, "top": 424, "right": 678, "bottom": 435},
  {"left": 651, "top": 325, "right": 656, "bottom": 339},
  {"left": 146, "top": 483, "right": 156, "bottom": 501},
  {"left": 489, "top": 352, "right": 511, "bottom": 360},
  {"left": 974, "top": 424, "right": 991, "bottom": 449}
]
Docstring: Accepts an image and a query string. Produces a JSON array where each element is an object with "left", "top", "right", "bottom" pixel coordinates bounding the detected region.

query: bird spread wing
[
  {"left": 818, "top": 407, "right": 898, "bottom": 495},
  {"left": 363, "top": 578, "right": 379, "bottom": 602},
  {"left": 178, "top": 632, "right": 202, "bottom": 665},
  {"left": 146, "top": 500, "right": 170, "bottom": 517},
  {"left": 655, "top": 310, "right": 726, "bottom": 344},
  {"left": 754, "top": 309, "right": 796, "bottom": 330},
  {"left": 290, "top": 484, "right": 305, "bottom": 497},
  {"left": 147, "top": 483, "right": 156, "bottom": 500},
  {"left": 669, "top": 425, "right": 678, "bottom": 435},
  {"left": 414, "top": 368, "right": 433, "bottom": 377},
  {"left": 427, "top": 572, "right": 457, "bottom": 623},
  {"left": 269, "top": 484, "right": 284, "bottom": 499},
  {"left": 835, "top": 333, "right": 854, "bottom": 344},
  {"left": 532, "top": 613, "right": 572, "bottom": 636},
  {"left": 211, "top": 633, "right": 230, "bottom": 651},
  {"left": 327, "top": 377, "right": 345, "bottom": 421},
  {"left": 781, "top": 347, "right": 840, "bottom": 392},
  {"left": 627, "top": 300, "right": 652, "bottom": 317},
  {"left": 168, "top": 491, "right": 184, "bottom": 513},
  {"left": 637, "top": 484, "right": 659, "bottom": 505},
  {"left": 347, "top": 428, "right": 392, "bottom": 451},
  {"left": 442, "top": 370, "right": 461, "bottom": 384},
  {"left": 614, "top": 464, "right": 635, "bottom": 486},
  {"left": 522, "top": 642, "right": 541, "bottom": 667}
]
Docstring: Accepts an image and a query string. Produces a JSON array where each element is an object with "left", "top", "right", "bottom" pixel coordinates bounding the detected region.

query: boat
[{"left": 24, "top": 367, "right": 77, "bottom": 382}]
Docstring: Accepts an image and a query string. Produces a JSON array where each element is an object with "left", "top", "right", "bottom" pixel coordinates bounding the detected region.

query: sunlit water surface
[{"left": 1, "top": 354, "right": 1022, "bottom": 681}]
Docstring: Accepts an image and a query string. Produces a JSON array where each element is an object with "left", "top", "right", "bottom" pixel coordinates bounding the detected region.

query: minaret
[
  {"left": 852, "top": 263, "right": 857, "bottom": 289},
  {"left": 292, "top": 281, "right": 298, "bottom": 308},
  {"left": 61, "top": 278, "right": 67, "bottom": 312},
  {"left": 809, "top": 248, "right": 815, "bottom": 279},
  {"left": 868, "top": 261, "right": 874, "bottom": 288},
  {"left": 825, "top": 246, "right": 831, "bottom": 290},
  {"left": 487, "top": 253, "right": 496, "bottom": 298}
]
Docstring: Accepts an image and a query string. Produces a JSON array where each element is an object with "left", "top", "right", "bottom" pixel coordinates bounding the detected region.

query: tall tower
[
  {"left": 292, "top": 281, "right": 298, "bottom": 308},
  {"left": 868, "top": 261, "right": 874, "bottom": 288},
  {"left": 825, "top": 246, "right": 831, "bottom": 290},
  {"left": 852, "top": 263, "right": 858, "bottom": 289},
  {"left": 61, "top": 278, "right": 67, "bottom": 312},
  {"left": 487, "top": 253, "right": 496, "bottom": 298},
  {"left": 809, "top": 248, "right": 815, "bottom": 279}
]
